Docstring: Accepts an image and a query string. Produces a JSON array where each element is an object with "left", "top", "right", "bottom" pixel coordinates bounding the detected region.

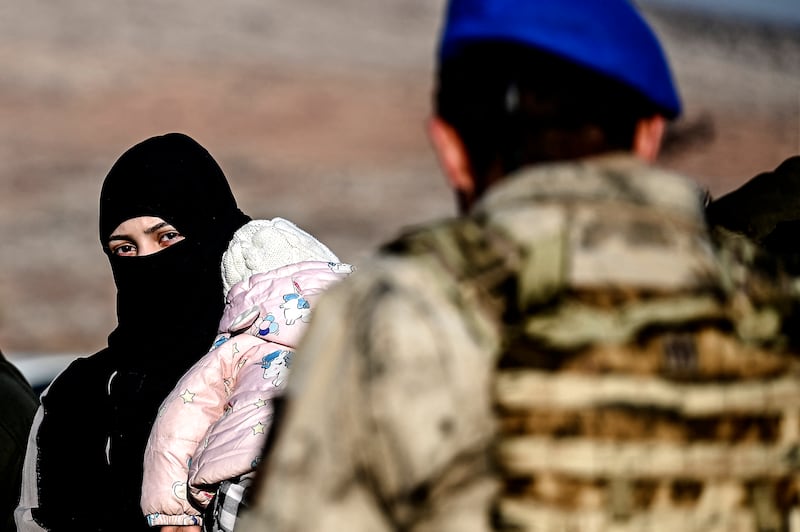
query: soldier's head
[{"left": 429, "top": 0, "right": 682, "bottom": 212}]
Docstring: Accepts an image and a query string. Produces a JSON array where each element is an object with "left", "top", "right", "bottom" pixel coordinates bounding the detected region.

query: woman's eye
[
  {"left": 159, "top": 231, "right": 184, "bottom": 246},
  {"left": 113, "top": 244, "right": 137, "bottom": 257}
]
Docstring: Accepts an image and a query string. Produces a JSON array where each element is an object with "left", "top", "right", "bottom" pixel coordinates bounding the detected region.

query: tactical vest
[{"left": 386, "top": 200, "right": 800, "bottom": 532}]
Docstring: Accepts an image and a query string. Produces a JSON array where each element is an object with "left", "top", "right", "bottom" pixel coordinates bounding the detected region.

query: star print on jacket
[{"left": 180, "top": 390, "right": 196, "bottom": 404}]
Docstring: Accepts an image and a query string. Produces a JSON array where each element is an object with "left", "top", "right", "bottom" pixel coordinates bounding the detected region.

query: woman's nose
[{"left": 137, "top": 239, "right": 163, "bottom": 256}]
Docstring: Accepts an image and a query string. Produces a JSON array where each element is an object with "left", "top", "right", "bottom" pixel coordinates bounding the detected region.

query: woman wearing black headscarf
[{"left": 16, "top": 133, "right": 251, "bottom": 532}]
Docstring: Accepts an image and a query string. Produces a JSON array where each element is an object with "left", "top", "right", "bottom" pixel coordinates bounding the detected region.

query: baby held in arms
[{"left": 141, "top": 218, "right": 354, "bottom": 531}]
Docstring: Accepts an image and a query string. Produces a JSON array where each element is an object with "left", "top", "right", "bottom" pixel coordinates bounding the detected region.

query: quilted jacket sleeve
[
  {"left": 140, "top": 334, "right": 263, "bottom": 527},
  {"left": 187, "top": 341, "right": 292, "bottom": 507}
]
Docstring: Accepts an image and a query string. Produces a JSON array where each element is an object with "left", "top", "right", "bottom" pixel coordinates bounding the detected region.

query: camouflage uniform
[{"left": 238, "top": 155, "right": 800, "bottom": 532}]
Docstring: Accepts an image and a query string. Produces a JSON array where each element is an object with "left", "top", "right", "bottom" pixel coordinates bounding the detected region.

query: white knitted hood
[{"left": 221, "top": 218, "right": 340, "bottom": 294}]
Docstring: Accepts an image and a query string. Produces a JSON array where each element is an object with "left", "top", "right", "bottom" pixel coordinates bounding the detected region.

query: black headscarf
[
  {"left": 33, "top": 133, "right": 251, "bottom": 531},
  {"left": 99, "top": 132, "right": 251, "bottom": 366}
]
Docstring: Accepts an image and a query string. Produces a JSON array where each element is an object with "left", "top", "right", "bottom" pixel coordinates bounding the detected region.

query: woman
[{"left": 16, "top": 133, "right": 251, "bottom": 532}]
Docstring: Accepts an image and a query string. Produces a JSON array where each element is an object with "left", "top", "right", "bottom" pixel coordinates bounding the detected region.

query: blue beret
[{"left": 438, "top": 0, "right": 682, "bottom": 119}]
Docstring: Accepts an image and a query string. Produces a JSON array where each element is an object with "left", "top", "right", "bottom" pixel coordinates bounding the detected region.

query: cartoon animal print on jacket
[{"left": 260, "top": 349, "right": 293, "bottom": 387}]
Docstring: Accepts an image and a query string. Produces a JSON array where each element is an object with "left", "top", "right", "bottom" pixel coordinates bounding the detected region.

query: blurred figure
[
  {"left": 0, "top": 349, "right": 37, "bottom": 532},
  {"left": 236, "top": 1, "right": 800, "bottom": 532},
  {"left": 141, "top": 218, "right": 352, "bottom": 532},
  {"left": 16, "top": 133, "right": 251, "bottom": 532},
  {"left": 707, "top": 155, "right": 800, "bottom": 273}
]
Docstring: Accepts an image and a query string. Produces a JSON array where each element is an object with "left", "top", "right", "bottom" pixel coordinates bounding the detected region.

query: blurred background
[{"left": 0, "top": 1, "right": 798, "bottom": 368}]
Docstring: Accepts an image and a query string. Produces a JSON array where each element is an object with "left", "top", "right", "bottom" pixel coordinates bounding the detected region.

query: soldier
[
  {"left": 239, "top": 1, "right": 800, "bottom": 531},
  {"left": 707, "top": 155, "right": 800, "bottom": 274}
]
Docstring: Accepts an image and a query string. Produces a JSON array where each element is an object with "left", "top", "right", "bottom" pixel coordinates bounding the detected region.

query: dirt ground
[{"left": 0, "top": 1, "right": 798, "bottom": 355}]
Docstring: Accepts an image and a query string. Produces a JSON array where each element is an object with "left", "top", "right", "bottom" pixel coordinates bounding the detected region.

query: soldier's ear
[
  {"left": 633, "top": 114, "right": 666, "bottom": 162},
  {"left": 427, "top": 116, "right": 475, "bottom": 195}
]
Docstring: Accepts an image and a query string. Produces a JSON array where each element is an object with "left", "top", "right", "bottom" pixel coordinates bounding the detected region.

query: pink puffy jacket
[{"left": 140, "top": 260, "right": 353, "bottom": 527}]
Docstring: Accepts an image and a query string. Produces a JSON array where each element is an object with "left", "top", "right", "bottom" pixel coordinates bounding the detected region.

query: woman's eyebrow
[
  {"left": 108, "top": 222, "right": 172, "bottom": 243},
  {"left": 144, "top": 221, "right": 171, "bottom": 235},
  {"left": 108, "top": 232, "right": 132, "bottom": 242}
]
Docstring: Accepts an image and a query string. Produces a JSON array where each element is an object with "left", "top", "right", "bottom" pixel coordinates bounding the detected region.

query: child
[{"left": 140, "top": 218, "right": 354, "bottom": 531}]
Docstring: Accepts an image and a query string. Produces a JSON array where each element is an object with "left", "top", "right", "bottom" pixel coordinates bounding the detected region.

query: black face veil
[{"left": 99, "top": 132, "right": 251, "bottom": 370}]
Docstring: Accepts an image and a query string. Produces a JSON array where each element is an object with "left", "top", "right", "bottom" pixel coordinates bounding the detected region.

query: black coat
[
  {"left": 0, "top": 351, "right": 38, "bottom": 532},
  {"left": 32, "top": 349, "right": 201, "bottom": 532}
]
